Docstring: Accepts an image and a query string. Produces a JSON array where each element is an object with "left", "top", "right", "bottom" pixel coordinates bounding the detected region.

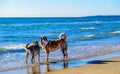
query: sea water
[{"left": 0, "top": 16, "right": 120, "bottom": 72}]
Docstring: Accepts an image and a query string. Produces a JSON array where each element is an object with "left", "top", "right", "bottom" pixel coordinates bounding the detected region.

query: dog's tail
[
  {"left": 25, "top": 43, "right": 30, "bottom": 49},
  {"left": 59, "top": 33, "right": 67, "bottom": 40}
]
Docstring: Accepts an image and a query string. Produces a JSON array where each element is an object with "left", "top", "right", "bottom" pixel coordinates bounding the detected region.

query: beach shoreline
[{"left": 1, "top": 51, "right": 120, "bottom": 74}]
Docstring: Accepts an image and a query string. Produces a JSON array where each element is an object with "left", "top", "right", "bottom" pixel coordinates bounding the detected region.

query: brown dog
[
  {"left": 25, "top": 41, "right": 40, "bottom": 63},
  {"left": 40, "top": 33, "right": 68, "bottom": 63}
]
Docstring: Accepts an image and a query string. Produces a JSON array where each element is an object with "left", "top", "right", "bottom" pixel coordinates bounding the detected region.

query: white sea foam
[
  {"left": 36, "top": 21, "right": 113, "bottom": 25},
  {"left": 83, "top": 34, "right": 95, "bottom": 38},
  {"left": 110, "top": 31, "right": 120, "bottom": 34},
  {"left": 40, "top": 33, "right": 55, "bottom": 37},
  {"left": 80, "top": 34, "right": 95, "bottom": 40},
  {"left": 0, "top": 44, "right": 25, "bottom": 50},
  {"left": 10, "top": 21, "right": 120, "bottom": 26},
  {"left": 0, "top": 24, "right": 8, "bottom": 26},
  {"left": 80, "top": 27, "right": 95, "bottom": 30}
]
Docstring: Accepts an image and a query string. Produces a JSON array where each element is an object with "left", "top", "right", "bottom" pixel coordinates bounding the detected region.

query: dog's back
[
  {"left": 49, "top": 38, "right": 67, "bottom": 49},
  {"left": 25, "top": 41, "right": 40, "bottom": 55}
]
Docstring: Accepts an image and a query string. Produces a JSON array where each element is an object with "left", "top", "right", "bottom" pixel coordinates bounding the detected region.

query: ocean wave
[
  {"left": 80, "top": 34, "right": 95, "bottom": 40},
  {"left": 0, "top": 24, "right": 8, "bottom": 26},
  {"left": 0, "top": 24, "right": 26, "bottom": 27},
  {"left": 0, "top": 44, "right": 25, "bottom": 50},
  {"left": 39, "top": 21, "right": 117, "bottom": 25},
  {"left": 83, "top": 34, "right": 95, "bottom": 38},
  {"left": 40, "top": 33, "right": 55, "bottom": 37},
  {"left": 80, "top": 27, "right": 95, "bottom": 30},
  {"left": 42, "top": 21, "right": 120, "bottom": 25},
  {"left": 6, "top": 21, "right": 120, "bottom": 26},
  {"left": 1, "top": 21, "right": 120, "bottom": 27},
  {"left": 110, "top": 31, "right": 120, "bottom": 34}
]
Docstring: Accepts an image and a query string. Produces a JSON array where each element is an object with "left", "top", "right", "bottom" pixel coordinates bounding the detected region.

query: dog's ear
[
  {"left": 43, "top": 36, "right": 48, "bottom": 41},
  {"left": 33, "top": 41, "right": 39, "bottom": 45},
  {"left": 40, "top": 37, "right": 43, "bottom": 42}
]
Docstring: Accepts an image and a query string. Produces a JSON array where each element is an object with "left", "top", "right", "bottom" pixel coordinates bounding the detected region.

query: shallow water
[{"left": 1, "top": 51, "right": 120, "bottom": 74}]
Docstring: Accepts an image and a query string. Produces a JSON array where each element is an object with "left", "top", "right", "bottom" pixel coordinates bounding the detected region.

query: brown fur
[
  {"left": 40, "top": 33, "right": 68, "bottom": 63},
  {"left": 25, "top": 41, "right": 40, "bottom": 63}
]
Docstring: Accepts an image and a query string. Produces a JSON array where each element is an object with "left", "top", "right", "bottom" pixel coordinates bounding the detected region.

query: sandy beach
[{"left": 44, "top": 57, "right": 120, "bottom": 74}]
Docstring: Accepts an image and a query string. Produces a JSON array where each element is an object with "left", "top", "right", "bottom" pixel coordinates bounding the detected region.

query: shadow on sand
[{"left": 87, "top": 60, "right": 120, "bottom": 64}]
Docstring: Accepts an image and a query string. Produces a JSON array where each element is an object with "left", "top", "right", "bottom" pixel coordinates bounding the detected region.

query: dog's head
[
  {"left": 43, "top": 36, "right": 48, "bottom": 42},
  {"left": 40, "top": 37, "right": 44, "bottom": 47},
  {"left": 40, "top": 36, "right": 48, "bottom": 48},
  {"left": 32, "top": 41, "right": 39, "bottom": 46}
]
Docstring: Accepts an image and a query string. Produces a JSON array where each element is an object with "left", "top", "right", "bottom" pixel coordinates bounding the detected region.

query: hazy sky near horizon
[{"left": 0, "top": 0, "right": 120, "bottom": 17}]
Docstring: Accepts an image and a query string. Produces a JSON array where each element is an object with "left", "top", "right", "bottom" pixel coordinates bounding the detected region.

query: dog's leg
[
  {"left": 46, "top": 63, "right": 50, "bottom": 72},
  {"left": 63, "top": 61, "right": 68, "bottom": 69},
  {"left": 62, "top": 49, "right": 68, "bottom": 61},
  {"left": 38, "top": 51, "right": 40, "bottom": 63},
  {"left": 26, "top": 52, "right": 29, "bottom": 63},
  {"left": 64, "top": 46, "right": 68, "bottom": 61},
  {"left": 31, "top": 55, "right": 34, "bottom": 64},
  {"left": 61, "top": 49, "right": 65, "bottom": 61},
  {"left": 46, "top": 53, "right": 49, "bottom": 64},
  {"left": 64, "top": 49, "right": 68, "bottom": 61}
]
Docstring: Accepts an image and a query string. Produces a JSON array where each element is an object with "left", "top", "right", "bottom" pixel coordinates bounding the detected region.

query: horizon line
[{"left": 0, "top": 14, "right": 120, "bottom": 18}]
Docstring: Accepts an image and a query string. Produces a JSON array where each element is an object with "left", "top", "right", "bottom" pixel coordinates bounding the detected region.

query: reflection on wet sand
[
  {"left": 63, "top": 61, "right": 68, "bottom": 69},
  {"left": 26, "top": 64, "right": 41, "bottom": 74},
  {"left": 45, "top": 61, "right": 68, "bottom": 72},
  {"left": 26, "top": 61, "right": 68, "bottom": 74}
]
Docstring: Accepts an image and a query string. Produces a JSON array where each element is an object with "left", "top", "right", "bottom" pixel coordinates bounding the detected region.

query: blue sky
[{"left": 0, "top": 0, "right": 120, "bottom": 17}]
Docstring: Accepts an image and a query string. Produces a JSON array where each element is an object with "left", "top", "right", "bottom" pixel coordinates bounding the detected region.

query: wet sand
[
  {"left": 1, "top": 57, "right": 120, "bottom": 74},
  {"left": 45, "top": 57, "right": 120, "bottom": 74}
]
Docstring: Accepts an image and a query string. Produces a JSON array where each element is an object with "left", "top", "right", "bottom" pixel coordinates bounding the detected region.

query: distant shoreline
[{"left": 0, "top": 15, "right": 120, "bottom": 18}]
